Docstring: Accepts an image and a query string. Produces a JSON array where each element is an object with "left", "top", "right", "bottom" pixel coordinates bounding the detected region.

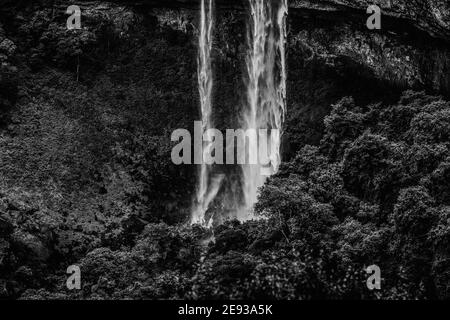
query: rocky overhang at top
[{"left": 104, "top": 0, "right": 449, "bottom": 40}]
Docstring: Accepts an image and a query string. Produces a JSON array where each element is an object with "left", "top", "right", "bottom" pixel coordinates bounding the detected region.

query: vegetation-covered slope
[{"left": 2, "top": 91, "right": 448, "bottom": 300}]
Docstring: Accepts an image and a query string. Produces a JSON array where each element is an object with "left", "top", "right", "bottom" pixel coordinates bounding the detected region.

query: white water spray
[
  {"left": 192, "top": 0, "right": 224, "bottom": 225},
  {"left": 192, "top": 0, "right": 288, "bottom": 225},
  {"left": 240, "top": 0, "right": 288, "bottom": 217}
]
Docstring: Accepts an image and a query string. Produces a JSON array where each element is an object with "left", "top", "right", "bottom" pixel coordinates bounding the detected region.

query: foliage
[{"left": 253, "top": 91, "right": 450, "bottom": 299}]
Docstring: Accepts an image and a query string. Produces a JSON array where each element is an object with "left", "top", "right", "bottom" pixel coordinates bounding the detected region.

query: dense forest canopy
[{"left": 0, "top": 0, "right": 449, "bottom": 299}]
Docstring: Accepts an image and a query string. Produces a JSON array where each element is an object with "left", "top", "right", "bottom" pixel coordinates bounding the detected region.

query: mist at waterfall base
[{"left": 191, "top": 0, "right": 288, "bottom": 227}]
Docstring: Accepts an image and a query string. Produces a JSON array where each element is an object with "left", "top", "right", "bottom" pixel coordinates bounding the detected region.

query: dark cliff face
[
  {"left": 1, "top": 1, "right": 450, "bottom": 111},
  {"left": 289, "top": 0, "right": 450, "bottom": 97},
  {"left": 156, "top": 0, "right": 450, "bottom": 95},
  {"left": 0, "top": 1, "right": 449, "bottom": 161},
  {"left": 292, "top": 0, "right": 450, "bottom": 40},
  {"left": 138, "top": 0, "right": 450, "bottom": 40}
]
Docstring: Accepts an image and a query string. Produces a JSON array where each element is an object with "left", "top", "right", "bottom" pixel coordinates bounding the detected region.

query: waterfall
[
  {"left": 191, "top": 0, "right": 288, "bottom": 225},
  {"left": 240, "top": 0, "right": 288, "bottom": 217},
  {"left": 192, "top": 0, "right": 223, "bottom": 226}
]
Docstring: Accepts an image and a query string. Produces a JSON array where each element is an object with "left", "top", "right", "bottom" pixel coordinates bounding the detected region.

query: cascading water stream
[
  {"left": 192, "top": 0, "right": 288, "bottom": 225},
  {"left": 240, "top": 0, "right": 288, "bottom": 216},
  {"left": 192, "top": 0, "right": 224, "bottom": 226}
]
